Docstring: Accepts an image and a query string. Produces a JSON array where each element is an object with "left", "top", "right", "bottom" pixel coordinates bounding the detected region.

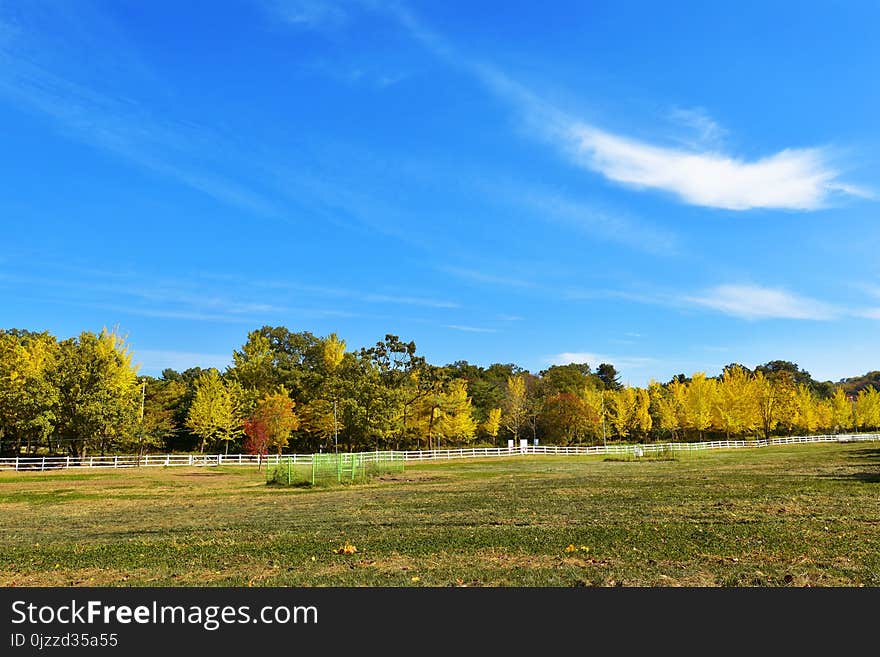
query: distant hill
[{"left": 839, "top": 371, "right": 880, "bottom": 395}]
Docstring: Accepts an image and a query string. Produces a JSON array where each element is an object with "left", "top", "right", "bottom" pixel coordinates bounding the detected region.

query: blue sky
[{"left": 1, "top": 0, "right": 878, "bottom": 385}]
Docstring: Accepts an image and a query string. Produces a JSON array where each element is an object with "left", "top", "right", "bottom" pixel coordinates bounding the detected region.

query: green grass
[{"left": 0, "top": 442, "right": 879, "bottom": 587}]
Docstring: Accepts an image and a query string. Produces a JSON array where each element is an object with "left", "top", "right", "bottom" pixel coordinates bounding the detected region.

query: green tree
[
  {"left": 53, "top": 329, "right": 140, "bottom": 457},
  {"left": 300, "top": 398, "right": 340, "bottom": 451},
  {"left": 596, "top": 363, "right": 622, "bottom": 391},
  {"left": 0, "top": 331, "right": 59, "bottom": 455},
  {"left": 185, "top": 369, "right": 242, "bottom": 453},
  {"left": 131, "top": 377, "right": 186, "bottom": 457}
]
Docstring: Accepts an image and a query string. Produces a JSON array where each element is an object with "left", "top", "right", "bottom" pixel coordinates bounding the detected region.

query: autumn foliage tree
[{"left": 251, "top": 387, "right": 299, "bottom": 455}]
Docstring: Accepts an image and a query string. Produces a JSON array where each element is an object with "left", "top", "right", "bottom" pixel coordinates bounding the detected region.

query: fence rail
[{"left": 0, "top": 433, "right": 878, "bottom": 472}]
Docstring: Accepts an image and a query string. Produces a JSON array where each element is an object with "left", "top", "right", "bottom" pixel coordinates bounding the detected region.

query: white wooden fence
[{"left": 0, "top": 433, "right": 877, "bottom": 472}]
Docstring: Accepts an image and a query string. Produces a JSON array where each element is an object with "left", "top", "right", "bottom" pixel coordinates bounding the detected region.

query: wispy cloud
[
  {"left": 442, "top": 266, "right": 538, "bottom": 290},
  {"left": 444, "top": 324, "right": 497, "bottom": 333},
  {"left": 0, "top": 8, "right": 279, "bottom": 216},
  {"left": 382, "top": 4, "right": 868, "bottom": 211},
  {"left": 364, "top": 294, "right": 459, "bottom": 309},
  {"left": 685, "top": 284, "right": 838, "bottom": 320},
  {"left": 515, "top": 186, "right": 679, "bottom": 255},
  {"left": 667, "top": 106, "right": 728, "bottom": 149},
  {"left": 269, "top": 0, "right": 350, "bottom": 30}
]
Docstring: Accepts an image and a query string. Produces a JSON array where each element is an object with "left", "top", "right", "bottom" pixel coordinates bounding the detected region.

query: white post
[
  {"left": 114, "top": 455, "right": 118, "bottom": 468},
  {"left": 66, "top": 456, "right": 70, "bottom": 469},
  {"left": 41, "top": 457, "right": 46, "bottom": 471},
  {"left": 15, "top": 457, "right": 19, "bottom": 471}
]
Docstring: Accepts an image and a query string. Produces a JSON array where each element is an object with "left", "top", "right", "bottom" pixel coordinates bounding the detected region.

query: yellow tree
[
  {"left": 713, "top": 366, "right": 758, "bottom": 439},
  {"left": 815, "top": 398, "right": 833, "bottom": 432},
  {"left": 793, "top": 384, "right": 819, "bottom": 434},
  {"left": 668, "top": 378, "right": 689, "bottom": 437},
  {"left": 829, "top": 387, "right": 853, "bottom": 432},
  {"left": 435, "top": 379, "right": 478, "bottom": 447},
  {"left": 774, "top": 375, "right": 800, "bottom": 436},
  {"left": 853, "top": 387, "right": 880, "bottom": 431},
  {"left": 632, "top": 387, "right": 652, "bottom": 440},
  {"left": 685, "top": 373, "right": 716, "bottom": 440},
  {"left": 752, "top": 371, "right": 777, "bottom": 440},
  {"left": 648, "top": 380, "right": 678, "bottom": 440},
  {"left": 608, "top": 387, "right": 638, "bottom": 440},
  {"left": 580, "top": 385, "right": 606, "bottom": 443},
  {"left": 481, "top": 408, "right": 502, "bottom": 444},
  {"left": 322, "top": 333, "right": 346, "bottom": 371},
  {"left": 501, "top": 374, "right": 527, "bottom": 444}
]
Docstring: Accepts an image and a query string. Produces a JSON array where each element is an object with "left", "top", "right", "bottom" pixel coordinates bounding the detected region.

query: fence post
[
  {"left": 15, "top": 457, "right": 19, "bottom": 471},
  {"left": 114, "top": 456, "right": 118, "bottom": 469},
  {"left": 41, "top": 457, "right": 46, "bottom": 471},
  {"left": 66, "top": 455, "right": 70, "bottom": 469},
  {"left": 189, "top": 454, "right": 193, "bottom": 466}
]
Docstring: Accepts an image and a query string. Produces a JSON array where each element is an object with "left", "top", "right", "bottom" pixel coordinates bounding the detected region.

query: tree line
[{"left": 1, "top": 326, "right": 878, "bottom": 457}]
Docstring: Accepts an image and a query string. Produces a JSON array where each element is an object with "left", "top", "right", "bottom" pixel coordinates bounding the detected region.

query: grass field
[{"left": 1, "top": 442, "right": 879, "bottom": 587}]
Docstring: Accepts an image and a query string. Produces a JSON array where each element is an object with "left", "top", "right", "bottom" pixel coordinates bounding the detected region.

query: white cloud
[
  {"left": 382, "top": 6, "right": 867, "bottom": 212},
  {"left": 857, "top": 308, "right": 880, "bottom": 320},
  {"left": 364, "top": 294, "right": 459, "bottom": 309},
  {"left": 569, "top": 127, "right": 847, "bottom": 211},
  {"left": 685, "top": 284, "right": 837, "bottom": 320},
  {"left": 444, "top": 324, "right": 497, "bottom": 333}
]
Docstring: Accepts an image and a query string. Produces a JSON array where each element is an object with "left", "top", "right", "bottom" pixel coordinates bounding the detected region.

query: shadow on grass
[{"left": 820, "top": 447, "right": 880, "bottom": 483}]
